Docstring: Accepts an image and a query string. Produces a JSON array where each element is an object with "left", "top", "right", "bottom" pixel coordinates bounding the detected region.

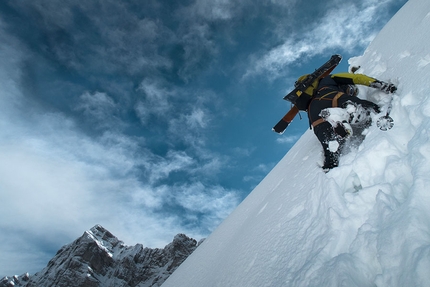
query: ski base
[{"left": 272, "top": 119, "right": 289, "bottom": 134}]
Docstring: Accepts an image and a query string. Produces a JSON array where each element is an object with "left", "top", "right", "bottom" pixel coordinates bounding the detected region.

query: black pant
[
  {"left": 308, "top": 90, "right": 377, "bottom": 169},
  {"left": 313, "top": 121, "right": 344, "bottom": 169}
]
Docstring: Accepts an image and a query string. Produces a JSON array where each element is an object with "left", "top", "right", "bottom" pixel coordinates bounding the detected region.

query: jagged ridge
[{"left": 1, "top": 225, "right": 200, "bottom": 287}]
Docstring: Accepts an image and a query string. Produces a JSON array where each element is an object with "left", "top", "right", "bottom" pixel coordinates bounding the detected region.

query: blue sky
[{"left": 0, "top": 0, "right": 407, "bottom": 275}]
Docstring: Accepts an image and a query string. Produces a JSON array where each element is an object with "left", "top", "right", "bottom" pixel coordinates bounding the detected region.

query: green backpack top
[{"left": 293, "top": 74, "right": 320, "bottom": 111}]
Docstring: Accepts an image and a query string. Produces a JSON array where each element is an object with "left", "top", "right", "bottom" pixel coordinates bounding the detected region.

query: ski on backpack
[
  {"left": 272, "top": 54, "right": 342, "bottom": 134},
  {"left": 283, "top": 54, "right": 342, "bottom": 104},
  {"left": 272, "top": 106, "right": 299, "bottom": 134}
]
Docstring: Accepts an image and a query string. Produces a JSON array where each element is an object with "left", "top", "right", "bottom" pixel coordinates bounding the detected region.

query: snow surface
[{"left": 162, "top": 0, "right": 430, "bottom": 286}]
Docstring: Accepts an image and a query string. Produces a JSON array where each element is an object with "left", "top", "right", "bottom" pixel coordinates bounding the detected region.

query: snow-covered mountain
[
  {"left": 162, "top": 0, "right": 430, "bottom": 286},
  {"left": 1, "top": 225, "right": 199, "bottom": 287}
]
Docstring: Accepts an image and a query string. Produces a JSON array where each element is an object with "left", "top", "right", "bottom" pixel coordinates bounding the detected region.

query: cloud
[
  {"left": 0, "top": 32, "right": 235, "bottom": 275},
  {"left": 176, "top": 0, "right": 241, "bottom": 23},
  {"left": 168, "top": 107, "right": 211, "bottom": 146},
  {"left": 167, "top": 182, "right": 240, "bottom": 232},
  {"left": 186, "top": 108, "right": 208, "bottom": 129},
  {"left": 148, "top": 150, "right": 195, "bottom": 183},
  {"left": 135, "top": 78, "right": 174, "bottom": 125},
  {"left": 134, "top": 79, "right": 218, "bottom": 162},
  {"left": 244, "top": 0, "right": 395, "bottom": 79},
  {"left": 0, "top": 141, "right": 101, "bottom": 226},
  {"left": 276, "top": 135, "right": 300, "bottom": 144},
  {"left": 0, "top": 100, "right": 236, "bottom": 273},
  {"left": 6, "top": 1, "right": 174, "bottom": 76},
  {"left": 75, "top": 91, "right": 124, "bottom": 130}
]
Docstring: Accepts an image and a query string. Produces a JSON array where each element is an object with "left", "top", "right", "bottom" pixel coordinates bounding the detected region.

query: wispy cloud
[
  {"left": 244, "top": 0, "right": 394, "bottom": 79},
  {"left": 75, "top": 91, "right": 124, "bottom": 130},
  {"left": 148, "top": 150, "right": 195, "bottom": 183},
  {"left": 0, "top": 24, "right": 239, "bottom": 275},
  {"left": 0, "top": 96, "right": 239, "bottom": 273},
  {"left": 135, "top": 78, "right": 174, "bottom": 125},
  {"left": 166, "top": 182, "right": 240, "bottom": 232},
  {"left": 276, "top": 135, "right": 300, "bottom": 145},
  {"left": 182, "top": 0, "right": 235, "bottom": 21}
]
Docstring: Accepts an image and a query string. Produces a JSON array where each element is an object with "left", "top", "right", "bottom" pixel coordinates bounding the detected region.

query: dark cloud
[{"left": 2, "top": 0, "right": 224, "bottom": 80}]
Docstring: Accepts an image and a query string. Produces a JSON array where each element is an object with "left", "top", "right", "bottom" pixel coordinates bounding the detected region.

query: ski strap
[
  {"left": 311, "top": 118, "right": 325, "bottom": 128},
  {"left": 332, "top": 92, "right": 343, "bottom": 107}
]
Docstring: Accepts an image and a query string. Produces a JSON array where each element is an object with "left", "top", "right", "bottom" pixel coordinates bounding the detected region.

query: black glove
[
  {"left": 334, "top": 123, "right": 349, "bottom": 138},
  {"left": 383, "top": 83, "right": 397, "bottom": 93},
  {"left": 360, "top": 101, "right": 381, "bottom": 114},
  {"left": 370, "top": 80, "right": 397, "bottom": 94},
  {"left": 371, "top": 103, "right": 381, "bottom": 114}
]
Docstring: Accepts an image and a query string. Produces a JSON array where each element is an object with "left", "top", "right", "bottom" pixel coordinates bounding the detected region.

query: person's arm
[
  {"left": 331, "top": 73, "right": 377, "bottom": 86},
  {"left": 331, "top": 73, "right": 397, "bottom": 93}
]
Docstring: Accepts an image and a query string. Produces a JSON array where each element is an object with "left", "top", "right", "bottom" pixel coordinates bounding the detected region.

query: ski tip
[
  {"left": 272, "top": 128, "right": 284, "bottom": 135},
  {"left": 330, "top": 54, "right": 342, "bottom": 63}
]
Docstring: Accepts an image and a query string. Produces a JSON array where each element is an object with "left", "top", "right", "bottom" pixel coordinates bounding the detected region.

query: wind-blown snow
[{"left": 162, "top": 0, "right": 430, "bottom": 286}]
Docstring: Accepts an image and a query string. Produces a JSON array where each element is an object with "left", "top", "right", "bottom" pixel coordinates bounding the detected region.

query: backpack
[
  {"left": 293, "top": 74, "right": 320, "bottom": 111},
  {"left": 283, "top": 55, "right": 342, "bottom": 111}
]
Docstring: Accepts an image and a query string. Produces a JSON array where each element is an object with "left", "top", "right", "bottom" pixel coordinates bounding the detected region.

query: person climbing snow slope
[{"left": 304, "top": 73, "right": 397, "bottom": 171}]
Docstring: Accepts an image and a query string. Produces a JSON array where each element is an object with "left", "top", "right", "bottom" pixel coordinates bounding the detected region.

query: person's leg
[{"left": 313, "top": 122, "right": 342, "bottom": 170}]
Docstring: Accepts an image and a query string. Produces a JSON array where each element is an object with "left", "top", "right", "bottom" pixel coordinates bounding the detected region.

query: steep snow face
[{"left": 162, "top": 0, "right": 430, "bottom": 286}]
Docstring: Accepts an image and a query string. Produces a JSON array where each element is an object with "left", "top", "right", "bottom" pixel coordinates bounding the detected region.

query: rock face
[{"left": 1, "top": 225, "right": 199, "bottom": 287}]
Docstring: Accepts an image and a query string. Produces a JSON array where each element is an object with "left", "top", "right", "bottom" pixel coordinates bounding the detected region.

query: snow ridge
[{"left": 162, "top": 0, "right": 430, "bottom": 286}]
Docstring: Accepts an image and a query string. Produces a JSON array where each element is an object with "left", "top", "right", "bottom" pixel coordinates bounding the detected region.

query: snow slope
[{"left": 162, "top": 0, "right": 430, "bottom": 286}]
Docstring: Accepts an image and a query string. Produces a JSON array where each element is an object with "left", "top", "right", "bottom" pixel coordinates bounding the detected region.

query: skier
[{"left": 304, "top": 73, "right": 397, "bottom": 171}]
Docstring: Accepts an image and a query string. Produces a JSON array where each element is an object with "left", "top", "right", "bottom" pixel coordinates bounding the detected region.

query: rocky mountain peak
[
  {"left": 87, "top": 224, "right": 122, "bottom": 246},
  {"left": 1, "top": 225, "right": 199, "bottom": 287}
]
